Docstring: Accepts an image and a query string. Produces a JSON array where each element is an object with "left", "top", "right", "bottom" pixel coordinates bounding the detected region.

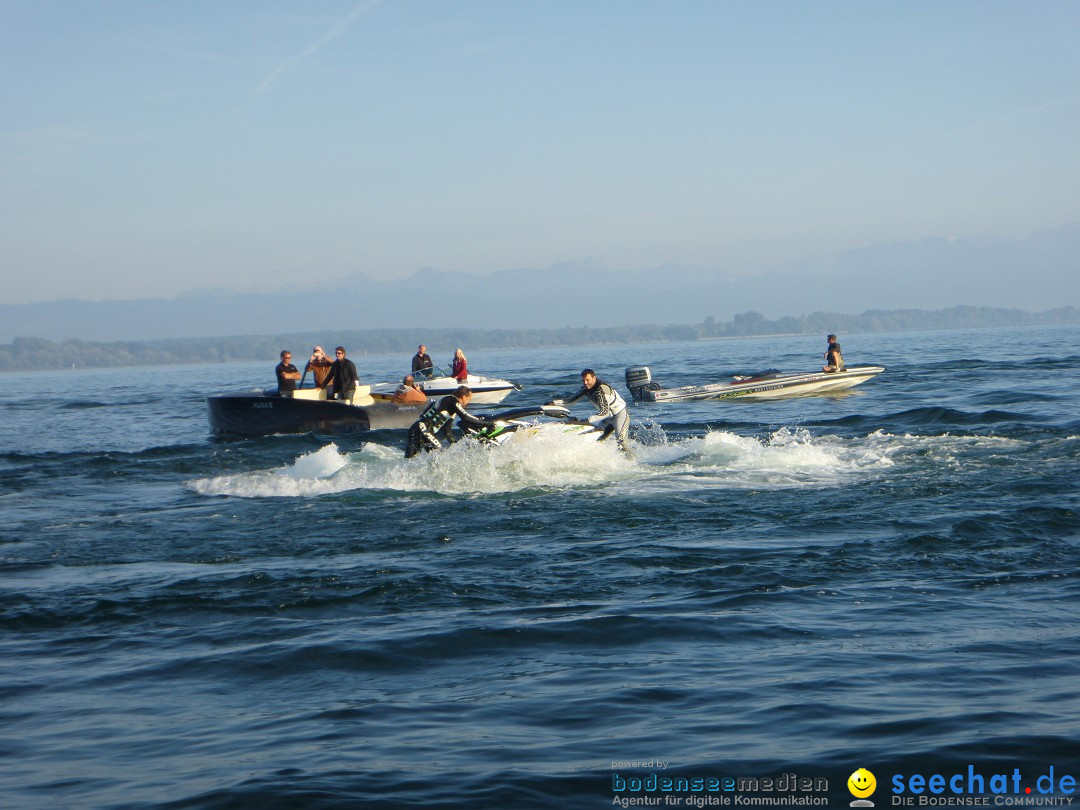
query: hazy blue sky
[{"left": 3, "top": 1, "right": 1079, "bottom": 305}]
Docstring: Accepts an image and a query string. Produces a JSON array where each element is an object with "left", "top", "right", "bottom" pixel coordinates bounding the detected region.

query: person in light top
[{"left": 556, "top": 368, "right": 632, "bottom": 455}]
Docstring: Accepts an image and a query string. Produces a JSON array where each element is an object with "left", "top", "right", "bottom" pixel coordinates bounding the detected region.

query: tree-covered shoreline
[{"left": 2, "top": 305, "right": 1077, "bottom": 373}]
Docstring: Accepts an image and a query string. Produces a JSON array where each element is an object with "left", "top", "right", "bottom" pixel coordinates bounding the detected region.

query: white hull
[
  {"left": 485, "top": 420, "right": 602, "bottom": 446},
  {"left": 463, "top": 405, "right": 604, "bottom": 445},
  {"left": 626, "top": 365, "right": 884, "bottom": 402},
  {"left": 370, "top": 370, "right": 520, "bottom": 405}
]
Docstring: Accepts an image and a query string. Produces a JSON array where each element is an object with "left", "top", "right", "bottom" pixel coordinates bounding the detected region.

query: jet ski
[
  {"left": 369, "top": 365, "right": 521, "bottom": 405},
  {"left": 625, "top": 364, "right": 884, "bottom": 403},
  {"left": 460, "top": 404, "right": 604, "bottom": 445}
]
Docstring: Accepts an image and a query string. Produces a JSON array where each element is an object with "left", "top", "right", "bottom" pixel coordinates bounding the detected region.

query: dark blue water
[{"left": 2, "top": 325, "right": 1079, "bottom": 809}]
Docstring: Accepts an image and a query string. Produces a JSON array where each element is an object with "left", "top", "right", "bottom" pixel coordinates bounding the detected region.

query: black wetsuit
[{"left": 405, "top": 395, "right": 497, "bottom": 458}]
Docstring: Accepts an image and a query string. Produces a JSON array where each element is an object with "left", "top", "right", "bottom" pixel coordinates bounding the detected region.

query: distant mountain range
[{"left": 3, "top": 224, "right": 1078, "bottom": 342}]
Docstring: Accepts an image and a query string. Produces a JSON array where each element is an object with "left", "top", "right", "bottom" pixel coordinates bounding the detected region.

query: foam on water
[
  {"left": 187, "top": 443, "right": 349, "bottom": 497},
  {"left": 856, "top": 429, "right": 1029, "bottom": 471},
  {"left": 626, "top": 426, "right": 896, "bottom": 491},
  {"left": 188, "top": 425, "right": 637, "bottom": 498},
  {"left": 182, "top": 424, "right": 989, "bottom": 499}
]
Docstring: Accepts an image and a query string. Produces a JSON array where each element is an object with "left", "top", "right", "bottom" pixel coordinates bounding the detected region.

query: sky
[{"left": 2, "top": 1, "right": 1079, "bottom": 305}]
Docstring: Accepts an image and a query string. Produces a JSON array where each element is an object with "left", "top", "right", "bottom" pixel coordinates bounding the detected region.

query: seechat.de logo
[{"left": 848, "top": 767, "right": 877, "bottom": 807}]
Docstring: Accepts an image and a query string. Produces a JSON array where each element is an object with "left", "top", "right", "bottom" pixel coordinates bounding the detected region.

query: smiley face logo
[{"left": 847, "top": 768, "right": 877, "bottom": 798}]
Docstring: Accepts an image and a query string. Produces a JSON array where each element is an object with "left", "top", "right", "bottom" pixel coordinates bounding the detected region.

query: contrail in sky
[{"left": 252, "top": 0, "right": 384, "bottom": 97}]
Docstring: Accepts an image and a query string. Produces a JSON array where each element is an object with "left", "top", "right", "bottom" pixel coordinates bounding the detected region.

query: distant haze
[{"left": 2, "top": 225, "right": 1077, "bottom": 342}]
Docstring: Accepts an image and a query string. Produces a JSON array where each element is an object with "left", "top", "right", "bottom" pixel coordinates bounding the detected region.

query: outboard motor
[{"left": 625, "top": 366, "right": 664, "bottom": 402}]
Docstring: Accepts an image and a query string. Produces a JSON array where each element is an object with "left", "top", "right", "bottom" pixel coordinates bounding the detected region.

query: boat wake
[
  {"left": 188, "top": 427, "right": 634, "bottom": 498},
  {"left": 181, "top": 423, "right": 1011, "bottom": 500}
]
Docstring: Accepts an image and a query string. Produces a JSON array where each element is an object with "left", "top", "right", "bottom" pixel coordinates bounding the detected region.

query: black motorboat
[{"left": 206, "top": 386, "right": 425, "bottom": 437}]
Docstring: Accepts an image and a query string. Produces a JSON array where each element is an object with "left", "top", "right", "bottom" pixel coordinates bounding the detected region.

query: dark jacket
[
  {"left": 412, "top": 353, "right": 433, "bottom": 373},
  {"left": 324, "top": 358, "right": 359, "bottom": 395}
]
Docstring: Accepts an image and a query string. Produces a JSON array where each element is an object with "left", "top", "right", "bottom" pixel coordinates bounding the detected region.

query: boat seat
[
  {"left": 345, "top": 385, "right": 375, "bottom": 406},
  {"left": 292, "top": 387, "right": 373, "bottom": 405}
]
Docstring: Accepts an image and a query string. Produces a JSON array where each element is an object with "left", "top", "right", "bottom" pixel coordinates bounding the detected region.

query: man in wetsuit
[
  {"left": 556, "top": 368, "right": 632, "bottom": 454},
  {"left": 404, "top": 386, "right": 499, "bottom": 458},
  {"left": 275, "top": 350, "right": 300, "bottom": 397}
]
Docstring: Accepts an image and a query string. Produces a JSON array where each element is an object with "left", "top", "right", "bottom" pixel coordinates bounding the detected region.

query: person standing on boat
[
  {"left": 556, "top": 369, "right": 632, "bottom": 454},
  {"left": 305, "top": 345, "right": 333, "bottom": 389},
  {"left": 404, "top": 386, "right": 498, "bottom": 458},
  {"left": 823, "top": 334, "right": 845, "bottom": 373},
  {"left": 324, "top": 346, "right": 359, "bottom": 402},
  {"left": 275, "top": 350, "right": 301, "bottom": 398},
  {"left": 451, "top": 348, "right": 468, "bottom": 382},
  {"left": 412, "top": 344, "right": 433, "bottom": 375}
]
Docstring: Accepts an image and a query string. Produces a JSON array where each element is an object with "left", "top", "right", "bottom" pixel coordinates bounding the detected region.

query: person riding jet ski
[
  {"left": 550, "top": 368, "right": 632, "bottom": 454},
  {"left": 405, "top": 386, "right": 499, "bottom": 458}
]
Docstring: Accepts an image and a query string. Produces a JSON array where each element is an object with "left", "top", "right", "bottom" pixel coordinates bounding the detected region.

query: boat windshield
[{"left": 413, "top": 365, "right": 450, "bottom": 380}]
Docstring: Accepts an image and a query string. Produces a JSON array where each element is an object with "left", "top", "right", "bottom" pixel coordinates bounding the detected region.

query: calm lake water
[{"left": 2, "top": 324, "right": 1079, "bottom": 808}]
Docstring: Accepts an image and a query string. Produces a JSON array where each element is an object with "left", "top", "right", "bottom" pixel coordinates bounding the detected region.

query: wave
[
  {"left": 638, "top": 403, "right": 1056, "bottom": 438},
  {"left": 182, "top": 423, "right": 1039, "bottom": 500},
  {"left": 805, "top": 407, "right": 1042, "bottom": 432},
  {"left": 0, "top": 442, "right": 215, "bottom": 464},
  {"left": 186, "top": 431, "right": 637, "bottom": 499},
  {"left": 967, "top": 390, "right": 1063, "bottom": 406},
  {"left": 929, "top": 355, "right": 1080, "bottom": 372}
]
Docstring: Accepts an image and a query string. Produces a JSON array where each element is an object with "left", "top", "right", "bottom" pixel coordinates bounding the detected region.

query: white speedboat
[
  {"left": 625, "top": 364, "right": 884, "bottom": 403},
  {"left": 369, "top": 365, "right": 521, "bottom": 405}
]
